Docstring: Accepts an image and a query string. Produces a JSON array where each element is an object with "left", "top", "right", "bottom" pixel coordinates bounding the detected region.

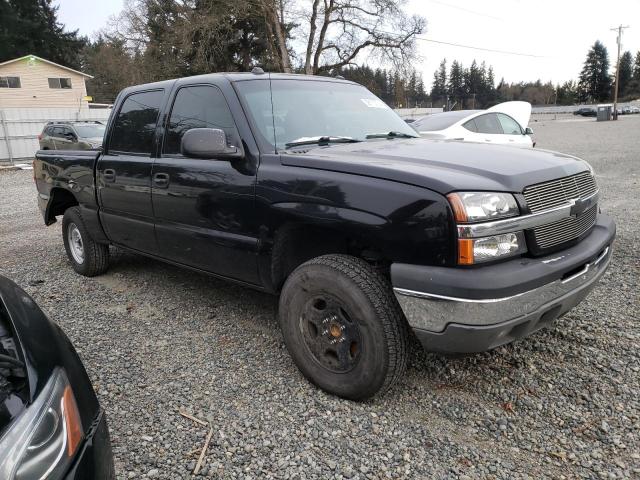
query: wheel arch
[
  {"left": 44, "top": 187, "right": 79, "bottom": 226},
  {"left": 268, "top": 220, "right": 391, "bottom": 292}
]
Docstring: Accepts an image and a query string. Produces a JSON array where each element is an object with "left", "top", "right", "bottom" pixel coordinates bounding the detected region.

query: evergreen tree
[
  {"left": 465, "top": 59, "right": 483, "bottom": 108},
  {"left": 577, "top": 41, "right": 612, "bottom": 103},
  {"left": 431, "top": 59, "right": 447, "bottom": 105},
  {"left": 0, "top": 0, "right": 86, "bottom": 68},
  {"left": 616, "top": 51, "right": 633, "bottom": 98},
  {"left": 448, "top": 60, "right": 465, "bottom": 108},
  {"left": 627, "top": 51, "right": 640, "bottom": 97},
  {"left": 483, "top": 65, "right": 499, "bottom": 106},
  {"left": 556, "top": 80, "right": 578, "bottom": 105}
]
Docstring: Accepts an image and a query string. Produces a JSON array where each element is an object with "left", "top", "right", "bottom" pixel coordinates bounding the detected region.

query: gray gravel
[{"left": 1, "top": 115, "right": 638, "bottom": 479}]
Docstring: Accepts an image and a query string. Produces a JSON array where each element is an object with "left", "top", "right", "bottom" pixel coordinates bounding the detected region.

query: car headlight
[
  {"left": 0, "top": 368, "right": 84, "bottom": 480},
  {"left": 447, "top": 192, "right": 519, "bottom": 223},
  {"left": 458, "top": 232, "right": 526, "bottom": 265}
]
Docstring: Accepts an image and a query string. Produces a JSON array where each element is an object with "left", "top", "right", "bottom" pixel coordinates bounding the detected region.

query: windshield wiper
[
  {"left": 365, "top": 131, "right": 419, "bottom": 139},
  {"left": 285, "top": 136, "right": 362, "bottom": 148}
]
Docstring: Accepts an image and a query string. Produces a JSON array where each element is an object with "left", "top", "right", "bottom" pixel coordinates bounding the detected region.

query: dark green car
[{"left": 38, "top": 122, "right": 106, "bottom": 151}]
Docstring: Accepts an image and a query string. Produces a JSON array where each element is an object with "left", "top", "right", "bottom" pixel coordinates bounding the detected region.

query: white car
[{"left": 412, "top": 101, "right": 534, "bottom": 148}]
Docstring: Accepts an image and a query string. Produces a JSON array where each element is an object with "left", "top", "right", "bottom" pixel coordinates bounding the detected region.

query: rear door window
[
  {"left": 473, "top": 114, "right": 503, "bottom": 134},
  {"left": 462, "top": 119, "right": 478, "bottom": 132},
  {"left": 109, "top": 90, "right": 164, "bottom": 154},
  {"left": 163, "top": 85, "right": 236, "bottom": 155},
  {"left": 496, "top": 113, "right": 523, "bottom": 135}
]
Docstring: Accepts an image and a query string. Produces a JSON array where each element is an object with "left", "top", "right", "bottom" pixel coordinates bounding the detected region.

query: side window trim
[
  {"left": 107, "top": 88, "right": 165, "bottom": 156},
  {"left": 161, "top": 83, "right": 238, "bottom": 158}
]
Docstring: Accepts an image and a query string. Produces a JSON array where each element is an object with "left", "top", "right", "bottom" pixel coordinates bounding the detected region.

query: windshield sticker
[{"left": 361, "top": 98, "right": 388, "bottom": 109}]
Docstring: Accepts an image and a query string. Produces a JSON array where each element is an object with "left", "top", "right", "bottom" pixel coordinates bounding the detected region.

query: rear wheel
[
  {"left": 62, "top": 207, "right": 109, "bottom": 277},
  {"left": 279, "top": 254, "right": 409, "bottom": 400}
]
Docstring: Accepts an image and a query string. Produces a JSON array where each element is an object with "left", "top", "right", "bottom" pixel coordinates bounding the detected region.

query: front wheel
[
  {"left": 279, "top": 254, "right": 409, "bottom": 400},
  {"left": 62, "top": 207, "right": 109, "bottom": 277}
]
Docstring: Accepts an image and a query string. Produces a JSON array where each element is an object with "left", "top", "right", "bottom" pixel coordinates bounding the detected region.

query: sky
[{"left": 55, "top": 0, "right": 640, "bottom": 88}]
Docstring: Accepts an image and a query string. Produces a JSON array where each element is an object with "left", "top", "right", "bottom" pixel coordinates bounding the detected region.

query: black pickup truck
[{"left": 34, "top": 72, "right": 615, "bottom": 400}]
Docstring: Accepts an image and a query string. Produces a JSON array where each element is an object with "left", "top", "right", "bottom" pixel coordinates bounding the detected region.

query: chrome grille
[
  {"left": 523, "top": 171, "right": 599, "bottom": 250},
  {"left": 523, "top": 171, "right": 597, "bottom": 213},
  {"left": 531, "top": 205, "right": 598, "bottom": 248}
]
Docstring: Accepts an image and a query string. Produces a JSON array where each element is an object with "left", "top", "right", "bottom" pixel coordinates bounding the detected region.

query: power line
[{"left": 414, "top": 36, "right": 548, "bottom": 58}]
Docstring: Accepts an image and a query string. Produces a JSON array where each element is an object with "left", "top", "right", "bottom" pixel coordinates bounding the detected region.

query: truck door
[
  {"left": 97, "top": 89, "right": 164, "bottom": 254},
  {"left": 151, "top": 83, "right": 260, "bottom": 284}
]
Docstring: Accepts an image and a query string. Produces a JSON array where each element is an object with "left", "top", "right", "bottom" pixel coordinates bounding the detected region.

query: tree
[
  {"left": 464, "top": 59, "right": 482, "bottom": 108},
  {"left": 616, "top": 51, "right": 633, "bottom": 99},
  {"left": 298, "top": 0, "right": 425, "bottom": 75},
  {"left": 556, "top": 80, "right": 578, "bottom": 105},
  {"left": 447, "top": 60, "right": 465, "bottom": 108},
  {"left": 83, "top": 36, "right": 144, "bottom": 103},
  {"left": 0, "top": 0, "right": 86, "bottom": 67},
  {"left": 430, "top": 59, "right": 447, "bottom": 104},
  {"left": 629, "top": 51, "right": 640, "bottom": 97},
  {"left": 577, "top": 41, "right": 612, "bottom": 103}
]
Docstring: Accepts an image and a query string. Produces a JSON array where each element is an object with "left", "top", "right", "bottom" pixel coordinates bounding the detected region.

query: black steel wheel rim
[{"left": 299, "top": 295, "right": 362, "bottom": 373}]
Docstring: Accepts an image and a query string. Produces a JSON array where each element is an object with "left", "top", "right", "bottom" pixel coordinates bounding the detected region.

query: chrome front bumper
[
  {"left": 394, "top": 246, "right": 611, "bottom": 334},
  {"left": 390, "top": 213, "right": 615, "bottom": 353}
]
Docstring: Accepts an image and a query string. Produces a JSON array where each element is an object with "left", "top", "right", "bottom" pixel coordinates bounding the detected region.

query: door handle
[
  {"left": 103, "top": 169, "right": 116, "bottom": 182},
  {"left": 153, "top": 172, "right": 170, "bottom": 188}
]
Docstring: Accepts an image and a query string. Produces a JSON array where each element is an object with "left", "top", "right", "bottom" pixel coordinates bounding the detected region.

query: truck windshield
[{"left": 235, "top": 79, "right": 418, "bottom": 150}]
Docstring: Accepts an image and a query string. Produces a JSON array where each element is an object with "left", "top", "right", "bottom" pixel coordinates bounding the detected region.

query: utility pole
[{"left": 611, "top": 25, "right": 629, "bottom": 120}]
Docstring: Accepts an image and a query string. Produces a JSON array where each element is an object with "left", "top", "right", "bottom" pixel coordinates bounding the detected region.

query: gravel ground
[{"left": 0, "top": 116, "right": 638, "bottom": 479}]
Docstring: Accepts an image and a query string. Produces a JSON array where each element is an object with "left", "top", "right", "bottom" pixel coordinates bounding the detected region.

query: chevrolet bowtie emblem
[{"left": 569, "top": 197, "right": 589, "bottom": 217}]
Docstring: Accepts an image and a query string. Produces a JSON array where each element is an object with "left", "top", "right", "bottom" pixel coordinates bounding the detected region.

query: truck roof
[{"left": 121, "top": 72, "right": 356, "bottom": 95}]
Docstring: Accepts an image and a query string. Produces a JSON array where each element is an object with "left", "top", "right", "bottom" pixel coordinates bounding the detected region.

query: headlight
[
  {"left": 458, "top": 232, "right": 526, "bottom": 264},
  {"left": 447, "top": 192, "right": 519, "bottom": 223},
  {"left": 0, "top": 369, "right": 84, "bottom": 480}
]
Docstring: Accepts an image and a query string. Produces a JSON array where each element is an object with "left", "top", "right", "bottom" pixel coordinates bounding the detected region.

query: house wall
[{"left": 0, "top": 57, "right": 88, "bottom": 109}]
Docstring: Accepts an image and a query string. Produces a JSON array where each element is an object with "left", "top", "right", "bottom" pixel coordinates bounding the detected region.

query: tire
[
  {"left": 62, "top": 207, "right": 109, "bottom": 277},
  {"left": 279, "top": 254, "right": 409, "bottom": 400}
]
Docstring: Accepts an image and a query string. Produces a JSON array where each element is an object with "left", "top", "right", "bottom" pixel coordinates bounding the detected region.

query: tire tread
[
  {"left": 62, "top": 207, "right": 109, "bottom": 277},
  {"left": 291, "top": 254, "right": 409, "bottom": 399}
]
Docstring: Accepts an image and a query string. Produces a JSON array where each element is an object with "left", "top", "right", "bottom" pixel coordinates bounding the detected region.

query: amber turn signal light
[
  {"left": 62, "top": 385, "right": 83, "bottom": 457},
  {"left": 447, "top": 193, "right": 468, "bottom": 223},
  {"left": 457, "top": 239, "right": 474, "bottom": 265}
]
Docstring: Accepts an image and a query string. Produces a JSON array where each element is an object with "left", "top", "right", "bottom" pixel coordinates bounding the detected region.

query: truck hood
[{"left": 281, "top": 138, "right": 589, "bottom": 194}]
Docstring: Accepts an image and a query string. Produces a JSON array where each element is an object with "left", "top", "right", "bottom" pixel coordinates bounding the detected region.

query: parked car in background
[
  {"left": 574, "top": 107, "right": 597, "bottom": 117},
  {"left": 0, "top": 275, "right": 114, "bottom": 479},
  {"left": 629, "top": 106, "right": 640, "bottom": 114},
  {"left": 39, "top": 121, "right": 106, "bottom": 151},
  {"left": 411, "top": 101, "right": 534, "bottom": 147}
]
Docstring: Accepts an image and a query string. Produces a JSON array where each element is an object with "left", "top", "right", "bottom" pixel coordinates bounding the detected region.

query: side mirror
[
  {"left": 180, "top": 128, "right": 243, "bottom": 159},
  {"left": 524, "top": 127, "right": 534, "bottom": 135}
]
